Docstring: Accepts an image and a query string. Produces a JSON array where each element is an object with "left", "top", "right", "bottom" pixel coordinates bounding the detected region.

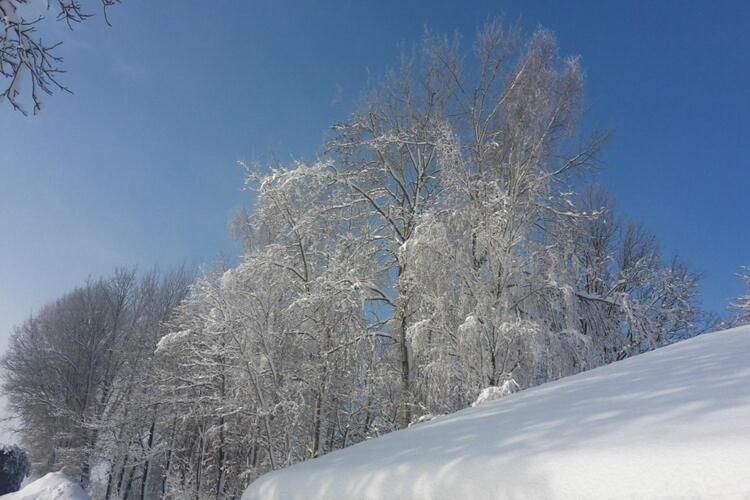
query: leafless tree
[
  {"left": 0, "top": 0, "right": 119, "bottom": 114},
  {"left": 0, "top": 267, "right": 190, "bottom": 493}
]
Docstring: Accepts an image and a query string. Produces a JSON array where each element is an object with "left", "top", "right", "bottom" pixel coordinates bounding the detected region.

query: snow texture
[
  {"left": 0, "top": 472, "right": 89, "bottom": 500},
  {"left": 154, "top": 329, "right": 190, "bottom": 354},
  {"left": 471, "top": 379, "right": 521, "bottom": 407},
  {"left": 243, "top": 326, "right": 750, "bottom": 500}
]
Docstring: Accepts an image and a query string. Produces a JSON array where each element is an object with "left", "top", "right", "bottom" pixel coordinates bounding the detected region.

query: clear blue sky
[{"left": 1, "top": 0, "right": 748, "bottom": 354}]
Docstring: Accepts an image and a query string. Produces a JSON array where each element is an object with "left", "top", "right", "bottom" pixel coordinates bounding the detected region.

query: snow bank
[
  {"left": 0, "top": 472, "right": 90, "bottom": 500},
  {"left": 243, "top": 326, "right": 750, "bottom": 499}
]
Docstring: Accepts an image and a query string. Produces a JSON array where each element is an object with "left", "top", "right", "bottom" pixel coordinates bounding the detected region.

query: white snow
[
  {"left": 0, "top": 472, "right": 90, "bottom": 500},
  {"left": 471, "top": 379, "right": 521, "bottom": 407},
  {"left": 243, "top": 326, "right": 750, "bottom": 499},
  {"left": 154, "top": 329, "right": 190, "bottom": 353}
]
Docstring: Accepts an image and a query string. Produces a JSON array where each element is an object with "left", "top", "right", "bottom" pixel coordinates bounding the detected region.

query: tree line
[{"left": 2, "top": 20, "right": 745, "bottom": 500}]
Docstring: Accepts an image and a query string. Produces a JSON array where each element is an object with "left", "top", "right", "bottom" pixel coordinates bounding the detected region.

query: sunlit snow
[
  {"left": 0, "top": 473, "right": 90, "bottom": 500},
  {"left": 243, "top": 326, "right": 750, "bottom": 500}
]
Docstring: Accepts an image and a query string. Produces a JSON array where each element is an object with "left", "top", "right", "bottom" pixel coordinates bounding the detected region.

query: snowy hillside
[
  {"left": 243, "top": 326, "right": 750, "bottom": 500},
  {"left": 0, "top": 473, "right": 90, "bottom": 500}
]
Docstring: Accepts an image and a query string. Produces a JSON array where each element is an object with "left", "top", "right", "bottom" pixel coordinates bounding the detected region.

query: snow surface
[
  {"left": 243, "top": 326, "right": 750, "bottom": 499},
  {"left": 0, "top": 473, "right": 90, "bottom": 500}
]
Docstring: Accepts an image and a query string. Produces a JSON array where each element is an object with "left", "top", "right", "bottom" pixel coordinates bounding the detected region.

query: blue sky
[{"left": 1, "top": 0, "right": 748, "bottom": 354}]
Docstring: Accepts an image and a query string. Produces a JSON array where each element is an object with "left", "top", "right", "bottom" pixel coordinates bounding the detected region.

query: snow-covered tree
[
  {"left": 95, "top": 268, "right": 192, "bottom": 500},
  {"left": 153, "top": 25, "right": 708, "bottom": 490},
  {"left": 0, "top": 18, "right": 710, "bottom": 500},
  {"left": 0, "top": 0, "right": 119, "bottom": 114},
  {"left": 730, "top": 266, "right": 750, "bottom": 326},
  {"left": 152, "top": 163, "right": 387, "bottom": 497},
  {"left": 0, "top": 267, "right": 190, "bottom": 495},
  {"left": 370, "top": 21, "right": 604, "bottom": 415},
  {"left": 317, "top": 20, "right": 605, "bottom": 425}
]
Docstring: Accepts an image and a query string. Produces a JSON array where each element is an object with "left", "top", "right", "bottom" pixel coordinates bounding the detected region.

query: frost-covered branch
[{"left": 0, "top": 0, "right": 119, "bottom": 114}]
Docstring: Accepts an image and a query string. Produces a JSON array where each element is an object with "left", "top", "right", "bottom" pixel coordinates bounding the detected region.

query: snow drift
[
  {"left": 243, "top": 325, "right": 750, "bottom": 499},
  {"left": 0, "top": 472, "right": 90, "bottom": 500}
]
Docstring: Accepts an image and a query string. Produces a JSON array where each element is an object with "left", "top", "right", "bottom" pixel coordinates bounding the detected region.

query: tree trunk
[
  {"left": 139, "top": 414, "right": 157, "bottom": 500},
  {"left": 398, "top": 309, "right": 411, "bottom": 428}
]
